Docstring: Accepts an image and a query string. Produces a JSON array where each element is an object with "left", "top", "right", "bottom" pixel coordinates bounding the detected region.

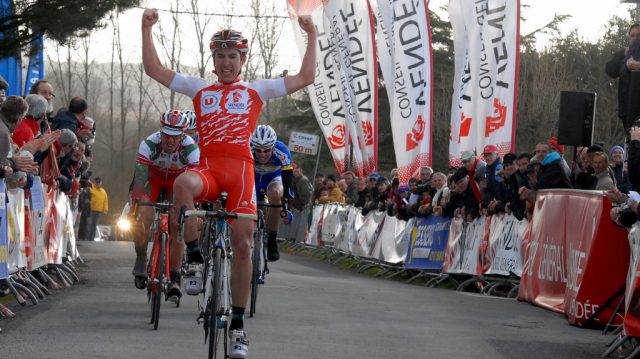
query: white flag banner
[
  {"left": 322, "top": 0, "right": 378, "bottom": 175},
  {"left": 372, "top": 0, "right": 433, "bottom": 183},
  {"left": 448, "top": 0, "right": 520, "bottom": 165},
  {"left": 287, "top": 0, "right": 349, "bottom": 173}
]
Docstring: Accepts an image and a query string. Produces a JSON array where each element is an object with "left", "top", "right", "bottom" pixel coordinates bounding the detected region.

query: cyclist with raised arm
[
  {"left": 251, "top": 124, "right": 294, "bottom": 261},
  {"left": 130, "top": 110, "right": 200, "bottom": 299},
  {"left": 183, "top": 110, "right": 199, "bottom": 143},
  {"left": 141, "top": 8, "right": 316, "bottom": 359}
]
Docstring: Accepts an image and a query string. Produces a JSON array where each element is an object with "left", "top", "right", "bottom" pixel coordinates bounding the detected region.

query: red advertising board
[{"left": 519, "top": 190, "right": 629, "bottom": 326}]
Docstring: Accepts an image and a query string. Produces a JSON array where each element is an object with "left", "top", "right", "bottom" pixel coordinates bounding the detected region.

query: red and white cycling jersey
[
  {"left": 170, "top": 73, "right": 287, "bottom": 162},
  {"left": 136, "top": 131, "right": 200, "bottom": 180}
]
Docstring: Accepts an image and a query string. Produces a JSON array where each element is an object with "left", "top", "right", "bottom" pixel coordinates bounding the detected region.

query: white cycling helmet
[
  {"left": 251, "top": 124, "right": 277, "bottom": 149},
  {"left": 184, "top": 110, "right": 197, "bottom": 130},
  {"left": 160, "top": 110, "right": 188, "bottom": 136}
]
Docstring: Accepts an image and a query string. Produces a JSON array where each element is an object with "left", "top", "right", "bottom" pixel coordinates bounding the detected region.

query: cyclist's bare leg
[
  {"left": 171, "top": 171, "right": 203, "bottom": 245},
  {"left": 133, "top": 205, "right": 154, "bottom": 257},
  {"left": 169, "top": 227, "right": 183, "bottom": 272},
  {"left": 229, "top": 218, "right": 254, "bottom": 308},
  {"left": 265, "top": 182, "right": 283, "bottom": 233}
]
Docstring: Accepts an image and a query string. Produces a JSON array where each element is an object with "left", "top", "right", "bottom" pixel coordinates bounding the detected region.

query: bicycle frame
[{"left": 148, "top": 210, "right": 171, "bottom": 293}]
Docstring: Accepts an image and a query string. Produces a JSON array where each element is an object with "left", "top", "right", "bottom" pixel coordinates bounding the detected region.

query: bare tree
[
  {"left": 113, "top": 11, "right": 133, "bottom": 172},
  {"left": 77, "top": 36, "right": 94, "bottom": 101},
  {"left": 155, "top": 1, "right": 184, "bottom": 109},
  {"left": 189, "top": 0, "right": 214, "bottom": 78},
  {"left": 250, "top": 0, "right": 284, "bottom": 121}
]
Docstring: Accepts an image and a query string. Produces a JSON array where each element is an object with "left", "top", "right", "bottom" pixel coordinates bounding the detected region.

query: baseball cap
[
  {"left": 483, "top": 144, "right": 499, "bottom": 154},
  {"left": 376, "top": 176, "right": 389, "bottom": 184},
  {"left": 368, "top": 171, "right": 380, "bottom": 180},
  {"left": 451, "top": 168, "right": 469, "bottom": 183},
  {"left": 461, "top": 150, "right": 475, "bottom": 162},
  {"left": 503, "top": 153, "right": 517, "bottom": 165}
]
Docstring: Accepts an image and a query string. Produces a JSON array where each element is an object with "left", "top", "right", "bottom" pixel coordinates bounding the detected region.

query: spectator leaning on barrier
[
  {"left": 352, "top": 177, "right": 367, "bottom": 208},
  {"left": 445, "top": 167, "right": 481, "bottom": 221},
  {"left": 548, "top": 136, "right": 571, "bottom": 178},
  {"left": 375, "top": 176, "right": 391, "bottom": 212},
  {"left": 343, "top": 171, "right": 359, "bottom": 205},
  {"left": 461, "top": 150, "right": 486, "bottom": 183},
  {"left": 29, "top": 80, "right": 55, "bottom": 117},
  {"left": 516, "top": 153, "right": 532, "bottom": 189},
  {"left": 592, "top": 152, "right": 616, "bottom": 191},
  {"left": 52, "top": 96, "right": 88, "bottom": 132},
  {"left": 493, "top": 153, "right": 526, "bottom": 220},
  {"left": 77, "top": 175, "right": 92, "bottom": 240},
  {"left": 418, "top": 166, "right": 433, "bottom": 185},
  {"left": 520, "top": 148, "right": 572, "bottom": 203},
  {"left": 337, "top": 178, "right": 348, "bottom": 195},
  {"left": 88, "top": 177, "right": 109, "bottom": 241},
  {"left": 12, "top": 95, "right": 60, "bottom": 165},
  {"left": 292, "top": 166, "right": 313, "bottom": 211},
  {"left": 430, "top": 172, "right": 450, "bottom": 211},
  {"left": 318, "top": 174, "right": 345, "bottom": 204},
  {"left": 482, "top": 144, "right": 504, "bottom": 202},
  {"left": 312, "top": 172, "right": 324, "bottom": 203},
  {"left": 610, "top": 145, "right": 632, "bottom": 193},
  {"left": 0, "top": 96, "right": 38, "bottom": 177}
]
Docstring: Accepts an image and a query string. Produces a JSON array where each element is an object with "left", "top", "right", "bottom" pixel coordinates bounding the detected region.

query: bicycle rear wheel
[
  {"left": 151, "top": 232, "right": 166, "bottom": 330},
  {"left": 208, "top": 247, "right": 224, "bottom": 359},
  {"left": 249, "top": 228, "right": 263, "bottom": 317}
]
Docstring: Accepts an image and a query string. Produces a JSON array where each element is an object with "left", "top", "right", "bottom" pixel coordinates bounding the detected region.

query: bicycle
[
  {"left": 136, "top": 200, "right": 177, "bottom": 330},
  {"left": 179, "top": 192, "right": 257, "bottom": 359},
  {"left": 250, "top": 197, "right": 283, "bottom": 318}
]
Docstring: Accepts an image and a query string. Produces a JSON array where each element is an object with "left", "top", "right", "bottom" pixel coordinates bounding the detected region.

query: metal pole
[{"left": 313, "top": 138, "right": 323, "bottom": 180}]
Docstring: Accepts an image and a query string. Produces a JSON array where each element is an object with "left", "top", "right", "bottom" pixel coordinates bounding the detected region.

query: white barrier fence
[{"left": 0, "top": 177, "right": 79, "bottom": 279}]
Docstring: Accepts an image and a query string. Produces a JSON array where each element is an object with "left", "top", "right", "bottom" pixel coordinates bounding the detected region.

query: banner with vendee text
[
  {"left": 372, "top": 0, "right": 433, "bottom": 182},
  {"left": 448, "top": 0, "right": 520, "bottom": 165},
  {"left": 405, "top": 216, "right": 450, "bottom": 270},
  {"left": 519, "top": 190, "right": 629, "bottom": 326},
  {"left": 287, "top": 0, "right": 349, "bottom": 173},
  {"left": 322, "top": 0, "right": 378, "bottom": 175},
  {"left": 442, "top": 216, "right": 488, "bottom": 275}
]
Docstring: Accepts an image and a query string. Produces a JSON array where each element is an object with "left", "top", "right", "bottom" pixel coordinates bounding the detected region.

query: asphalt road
[{"left": 0, "top": 241, "right": 610, "bottom": 359}]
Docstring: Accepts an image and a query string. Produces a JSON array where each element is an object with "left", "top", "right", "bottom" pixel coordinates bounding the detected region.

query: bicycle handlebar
[
  {"left": 256, "top": 202, "right": 283, "bottom": 208},
  {"left": 184, "top": 209, "right": 257, "bottom": 221},
  {"left": 138, "top": 201, "right": 173, "bottom": 211}
]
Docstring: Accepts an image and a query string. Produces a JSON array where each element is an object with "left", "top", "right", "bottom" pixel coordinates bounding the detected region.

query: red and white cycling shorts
[{"left": 188, "top": 156, "right": 256, "bottom": 216}]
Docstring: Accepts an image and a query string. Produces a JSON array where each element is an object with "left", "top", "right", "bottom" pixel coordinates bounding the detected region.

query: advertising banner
[
  {"left": 448, "top": 0, "right": 520, "bottom": 165},
  {"left": 484, "top": 213, "right": 526, "bottom": 276},
  {"left": 519, "top": 190, "right": 629, "bottom": 326},
  {"left": 372, "top": 0, "right": 433, "bottom": 182},
  {"left": 6, "top": 188, "right": 26, "bottom": 272},
  {"left": 442, "top": 216, "right": 488, "bottom": 275},
  {"left": 287, "top": 0, "right": 349, "bottom": 173},
  {"left": 0, "top": 180, "right": 8, "bottom": 279},
  {"left": 405, "top": 216, "right": 450, "bottom": 270}
]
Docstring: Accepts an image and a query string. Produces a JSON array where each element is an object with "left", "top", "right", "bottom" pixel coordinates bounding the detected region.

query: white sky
[{"left": 44, "top": 0, "right": 638, "bottom": 74}]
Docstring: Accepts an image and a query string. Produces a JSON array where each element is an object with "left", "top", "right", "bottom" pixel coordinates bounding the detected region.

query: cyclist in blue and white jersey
[{"left": 250, "top": 124, "right": 294, "bottom": 261}]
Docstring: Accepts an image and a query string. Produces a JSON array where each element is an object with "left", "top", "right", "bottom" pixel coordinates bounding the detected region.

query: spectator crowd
[{"left": 0, "top": 75, "right": 107, "bottom": 241}]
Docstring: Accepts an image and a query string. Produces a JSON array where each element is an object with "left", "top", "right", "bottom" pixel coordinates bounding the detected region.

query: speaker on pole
[{"left": 557, "top": 91, "right": 597, "bottom": 146}]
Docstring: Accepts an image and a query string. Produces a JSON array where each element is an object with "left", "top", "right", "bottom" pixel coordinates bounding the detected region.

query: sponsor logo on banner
[
  {"left": 448, "top": 0, "right": 519, "bottom": 165},
  {"left": 200, "top": 91, "right": 222, "bottom": 115},
  {"left": 406, "top": 115, "right": 426, "bottom": 151},
  {"left": 328, "top": 124, "right": 347, "bottom": 149},
  {"left": 372, "top": 0, "right": 433, "bottom": 182},
  {"left": 405, "top": 215, "right": 450, "bottom": 270}
]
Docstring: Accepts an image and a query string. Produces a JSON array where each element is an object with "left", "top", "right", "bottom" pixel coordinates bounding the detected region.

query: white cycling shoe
[{"left": 229, "top": 329, "right": 249, "bottom": 359}]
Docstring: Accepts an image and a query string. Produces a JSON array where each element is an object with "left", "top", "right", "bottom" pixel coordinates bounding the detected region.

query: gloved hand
[{"left": 280, "top": 209, "right": 293, "bottom": 224}]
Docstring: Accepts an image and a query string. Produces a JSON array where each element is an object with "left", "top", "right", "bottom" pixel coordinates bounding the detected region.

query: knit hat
[{"left": 611, "top": 145, "right": 625, "bottom": 154}]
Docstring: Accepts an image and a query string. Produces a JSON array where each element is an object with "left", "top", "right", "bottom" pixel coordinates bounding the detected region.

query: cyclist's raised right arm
[{"left": 142, "top": 8, "right": 175, "bottom": 88}]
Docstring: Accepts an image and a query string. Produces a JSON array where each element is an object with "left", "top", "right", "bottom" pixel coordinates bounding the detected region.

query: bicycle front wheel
[
  {"left": 208, "top": 247, "right": 224, "bottom": 359},
  {"left": 249, "top": 229, "right": 262, "bottom": 317},
  {"left": 151, "top": 232, "right": 166, "bottom": 330}
]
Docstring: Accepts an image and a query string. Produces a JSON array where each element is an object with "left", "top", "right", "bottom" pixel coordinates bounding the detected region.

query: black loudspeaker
[
  {"left": 627, "top": 71, "right": 640, "bottom": 130},
  {"left": 557, "top": 91, "right": 597, "bottom": 146}
]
